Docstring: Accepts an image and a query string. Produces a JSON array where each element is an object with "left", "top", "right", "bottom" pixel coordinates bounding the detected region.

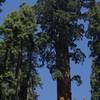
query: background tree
[
  {"left": 88, "top": 1, "right": 100, "bottom": 100},
  {"left": 35, "top": 0, "right": 85, "bottom": 100},
  {"left": 0, "top": 3, "right": 41, "bottom": 100}
]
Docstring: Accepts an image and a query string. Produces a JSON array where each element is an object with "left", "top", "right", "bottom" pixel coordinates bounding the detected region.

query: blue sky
[{"left": 0, "top": 0, "right": 92, "bottom": 100}]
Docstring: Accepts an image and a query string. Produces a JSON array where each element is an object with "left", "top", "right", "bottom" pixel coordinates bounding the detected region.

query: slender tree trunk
[
  {"left": 19, "top": 52, "right": 32, "bottom": 100},
  {"left": 4, "top": 48, "right": 9, "bottom": 70},
  {"left": 15, "top": 40, "right": 23, "bottom": 100},
  {"left": 19, "top": 40, "right": 32, "bottom": 100},
  {"left": 56, "top": 35, "right": 71, "bottom": 100}
]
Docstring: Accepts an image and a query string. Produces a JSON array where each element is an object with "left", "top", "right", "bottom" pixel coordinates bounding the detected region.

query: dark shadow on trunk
[{"left": 56, "top": 34, "right": 71, "bottom": 100}]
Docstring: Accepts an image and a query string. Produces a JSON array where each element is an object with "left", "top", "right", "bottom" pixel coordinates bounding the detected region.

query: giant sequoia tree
[
  {"left": 88, "top": 1, "right": 100, "bottom": 99},
  {"left": 0, "top": 4, "right": 41, "bottom": 100},
  {"left": 36, "top": 0, "right": 85, "bottom": 100}
]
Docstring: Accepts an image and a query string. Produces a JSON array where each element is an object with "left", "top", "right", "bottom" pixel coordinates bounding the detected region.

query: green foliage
[
  {"left": 0, "top": 71, "right": 16, "bottom": 100},
  {"left": 36, "top": 0, "right": 85, "bottom": 80},
  {"left": 88, "top": 1, "right": 100, "bottom": 100},
  {"left": 71, "top": 75, "right": 82, "bottom": 86},
  {"left": 51, "top": 68, "right": 63, "bottom": 80},
  {"left": 90, "top": 61, "right": 100, "bottom": 100},
  {"left": 0, "top": 3, "right": 41, "bottom": 100}
]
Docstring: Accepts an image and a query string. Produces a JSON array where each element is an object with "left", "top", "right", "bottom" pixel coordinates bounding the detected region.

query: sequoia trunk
[{"left": 56, "top": 35, "right": 71, "bottom": 100}]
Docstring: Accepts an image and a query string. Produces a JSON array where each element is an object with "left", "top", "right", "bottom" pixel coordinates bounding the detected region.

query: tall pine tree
[
  {"left": 0, "top": 3, "right": 41, "bottom": 100},
  {"left": 35, "top": 0, "right": 85, "bottom": 100}
]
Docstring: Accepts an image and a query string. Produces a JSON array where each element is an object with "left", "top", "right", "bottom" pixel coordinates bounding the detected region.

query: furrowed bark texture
[{"left": 56, "top": 35, "right": 71, "bottom": 100}]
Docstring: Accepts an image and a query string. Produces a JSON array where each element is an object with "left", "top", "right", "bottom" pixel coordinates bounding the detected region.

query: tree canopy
[
  {"left": 0, "top": 3, "right": 41, "bottom": 100},
  {"left": 35, "top": 0, "right": 85, "bottom": 100},
  {"left": 0, "top": 0, "right": 100, "bottom": 100}
]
